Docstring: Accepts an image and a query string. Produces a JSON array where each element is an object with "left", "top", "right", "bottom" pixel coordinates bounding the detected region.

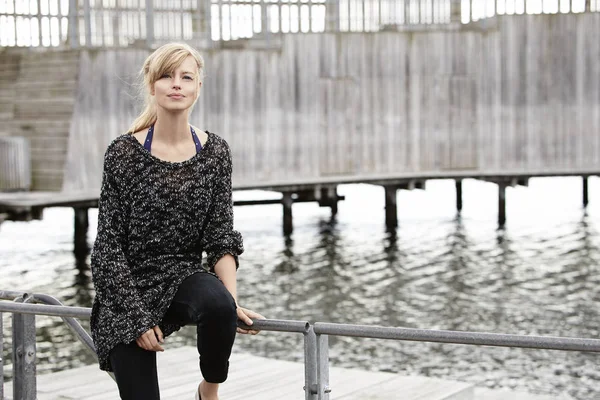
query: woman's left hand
[{"left": 236, "top": 306, "right": 265, "bottom": 335}]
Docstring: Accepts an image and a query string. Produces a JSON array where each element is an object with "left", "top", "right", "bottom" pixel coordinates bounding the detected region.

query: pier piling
[
  {"left": 498, "top": 183, "right": 507, "bottom": 227},
  {"left": 384, "top": 185, "right": 398, "bottom": 231},
  {"left": 583, "top": 176, "right": 589, "bottom": 207},
  {"left": 282, "top": 192, "right": 294, "bottom": 235},
  {"left": 456, "top": 180, "right": 463, "bottom": 212},
  {"left": 73, "top": 207, "right": 89, "bottom": 260}
]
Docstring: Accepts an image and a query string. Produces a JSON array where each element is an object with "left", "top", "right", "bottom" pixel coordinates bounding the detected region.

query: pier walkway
[{"left": 2, "top": 346, "right": 571, "bottom": 400}]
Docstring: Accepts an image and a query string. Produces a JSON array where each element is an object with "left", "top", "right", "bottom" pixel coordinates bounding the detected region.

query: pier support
[
  {"left": 498, "top": 182, "right": 507, "bottom": 227},
  {"left": 317, "top": 186, "right": 339, "bottom": 217},
  {"left": 384, "top": 185, "right": 398, "bottom": 231},
  {"left": 282, "top": 192, "right": 294, "bottom": 236},
  {"left": 74, "top": 207, "right": 89, "bottom": 260},
  {"left": 455, "top": 179, "right": 463, "bottom": 212},
  {"left": 583, "top": 176, "right": 589, "bottom": 207}
]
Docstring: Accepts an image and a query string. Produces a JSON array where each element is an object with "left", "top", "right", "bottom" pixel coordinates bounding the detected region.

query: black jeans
[{"left": 109, "top": 272, "right": 238, "bottom": 400}]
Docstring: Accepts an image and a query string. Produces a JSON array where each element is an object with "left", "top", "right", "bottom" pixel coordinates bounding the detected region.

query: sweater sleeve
[
  {"left": 201, "top": 140, "right": 244, "bottom": 273},
  {"left": 91, "top": 142, "right": 152, "bottom": 328}
]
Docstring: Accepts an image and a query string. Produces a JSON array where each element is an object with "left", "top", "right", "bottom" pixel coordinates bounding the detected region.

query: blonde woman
[{"left": 90, "top": 42, "right": 264, "bottom": 400}]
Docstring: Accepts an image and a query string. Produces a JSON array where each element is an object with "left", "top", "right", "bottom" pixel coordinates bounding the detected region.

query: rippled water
[{"left": 2, "top": 177, "right": 600, "bottom": 399}]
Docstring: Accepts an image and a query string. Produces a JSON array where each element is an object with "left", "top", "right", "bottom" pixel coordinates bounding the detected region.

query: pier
[
  {"left": 1, "top": 4, "right": 600, "bottom": 238},
  {"left": 1, "top": 346, "right": 571, "bottom": 400}
]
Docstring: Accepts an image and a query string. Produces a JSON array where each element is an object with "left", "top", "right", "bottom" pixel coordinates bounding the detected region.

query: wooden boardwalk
[{"left": 2, "top": 346, "right": 572, "bottom": 400}]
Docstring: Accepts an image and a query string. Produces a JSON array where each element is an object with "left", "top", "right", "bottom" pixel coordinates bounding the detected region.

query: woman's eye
[
  {"left": 183, "top": 75, "right": 193, "bottom": 80},
  {"left": 160, "top": 74, "right": 171, "bottom": 79}
]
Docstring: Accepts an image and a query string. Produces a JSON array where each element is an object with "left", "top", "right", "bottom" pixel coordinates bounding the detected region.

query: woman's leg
[
  {"left": 164, "top": 272, "right": 238, "bottom": 383},
  {"left": 109, "top": 341, "right": 160, "bottom": 400}
]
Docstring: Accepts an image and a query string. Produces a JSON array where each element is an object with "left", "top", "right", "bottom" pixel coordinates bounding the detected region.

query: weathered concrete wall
[{"left": 4, "top": 12, "right": 598, "bottom": 192}]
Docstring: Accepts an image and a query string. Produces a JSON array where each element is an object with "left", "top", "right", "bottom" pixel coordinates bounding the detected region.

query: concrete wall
[{"left": 3, "top": 12, "right": 598, "bottom": 191}]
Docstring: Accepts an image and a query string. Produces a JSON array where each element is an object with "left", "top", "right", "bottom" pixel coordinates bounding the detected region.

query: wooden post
[
  {"left": 384, "top": 185, "right": 398, "bottom": 231},
  {"left": 282, "top": 192, "right": 293, "bottom": 235},
  {"left": 455, "top": 179, "right": 463, "bottom": 212},
  {"left": 583, "top": 176, "right": 589, "bottom": 207},
  {"left": 585, "top": 0, "right": 591, "bottom": 12},
  {"left": 74, "top": 207, "right": 89, "bottom": 260},
  {"left": 322, "top": 186, "right": 338, "bottom": 217},
  {"left": 498, "top": 182, "right": 507, "bottom": 227}
]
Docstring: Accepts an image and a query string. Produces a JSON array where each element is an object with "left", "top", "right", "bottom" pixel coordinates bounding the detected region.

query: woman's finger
[
  {"left": 236, "top": 308, "right": 254, "bottom": 326},
  {"left": 245, "top": 309, "right": 266, "bottom": 320},
  {"left": 153, "top": 326, "right": 164, "bottom": 343}
]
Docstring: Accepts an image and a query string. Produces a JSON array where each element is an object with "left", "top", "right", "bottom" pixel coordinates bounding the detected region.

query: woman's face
[{"left": 152, "top": 55, "right": 201, "bottom": 113}]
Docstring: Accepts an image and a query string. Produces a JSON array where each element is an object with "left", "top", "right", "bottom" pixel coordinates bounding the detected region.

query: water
[{"left": 2, "top": 177, "right": 600, "bottom": 399}]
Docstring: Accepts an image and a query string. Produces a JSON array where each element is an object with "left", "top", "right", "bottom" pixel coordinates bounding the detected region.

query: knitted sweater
[{"left": 90, "top": 131, "right": 243, "bottom": 372}]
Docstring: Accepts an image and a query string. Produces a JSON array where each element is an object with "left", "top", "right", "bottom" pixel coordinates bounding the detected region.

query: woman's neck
[{"left": 153, "top": 110, "right": 191, "bottom": 144}]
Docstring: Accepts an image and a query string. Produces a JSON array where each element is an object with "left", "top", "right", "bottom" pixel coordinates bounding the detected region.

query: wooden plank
[{"left": 3, "top": 347, "right": 477, "bottom": 400}]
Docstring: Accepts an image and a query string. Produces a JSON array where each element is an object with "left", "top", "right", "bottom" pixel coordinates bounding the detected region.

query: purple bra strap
[{"left": 144, "top": 124, "right": 203, "bottom": 153}]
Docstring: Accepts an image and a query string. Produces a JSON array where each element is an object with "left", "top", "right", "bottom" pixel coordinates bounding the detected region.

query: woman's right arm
[{"left": 91, "top": 142, "right": 153, "bottom": 340}]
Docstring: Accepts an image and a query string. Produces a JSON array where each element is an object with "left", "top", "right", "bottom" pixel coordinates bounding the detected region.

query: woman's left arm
[
  {"left": 205, "top": 140, "right": 264, "bottom": 334},
  {"left": 214, "top": 256, "right": 264, "bottom": 335}
]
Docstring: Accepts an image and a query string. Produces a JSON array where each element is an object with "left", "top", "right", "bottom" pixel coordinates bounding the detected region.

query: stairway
[{"left": 0, "top": 48, "right": 80, "bottom": 191}]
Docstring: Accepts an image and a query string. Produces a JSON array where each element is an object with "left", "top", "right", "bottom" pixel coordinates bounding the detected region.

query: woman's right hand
[{"left": 136, "top": 325, "right": 164, "bottom": 352}]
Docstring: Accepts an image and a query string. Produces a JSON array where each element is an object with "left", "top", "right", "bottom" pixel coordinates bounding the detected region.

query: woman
[{"left": 90, "top": 42, "right": 264, "bottom": 400}]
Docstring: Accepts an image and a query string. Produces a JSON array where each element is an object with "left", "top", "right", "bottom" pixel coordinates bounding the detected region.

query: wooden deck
[{"left": 2, "top": 346, "right": 572, "bottom": 400}]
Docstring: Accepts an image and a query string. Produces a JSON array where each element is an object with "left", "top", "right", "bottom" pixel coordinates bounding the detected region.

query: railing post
[
  {"left": 12, "top": 295, "right": 36, "bottom": 400},
  {"left": 146, "top": 0, "right": 155, "bottom": 48},
  {"left": 316, "top": 334, "right": 331, "bottom": 400},
  {"left": 68, "top": 0, "right": 79, "bottom": 48},
  {"left": 304, "top": 325, "right": 318, "bottom": 400},
  {"left": 1, "top": 311, "right": 4, "bottom": 400}
]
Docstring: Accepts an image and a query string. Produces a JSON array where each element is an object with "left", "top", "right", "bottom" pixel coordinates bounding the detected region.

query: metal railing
[
  {"left": 1, "top": 0, "right": 599, "bottom": 49},
  {"left": 3, "top": 290, "right": 600, "bottom": 400}
]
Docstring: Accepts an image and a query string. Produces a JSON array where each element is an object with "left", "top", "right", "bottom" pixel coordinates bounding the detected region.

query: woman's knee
[{"left": 202, "top": 288, "right": 237, "bottom": 321}]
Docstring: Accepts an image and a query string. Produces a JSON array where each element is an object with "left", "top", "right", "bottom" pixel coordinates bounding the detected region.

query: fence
[
  {"left": 3, "top": 290, "right": 600, "bottom": 399},
  {"left": 0, "top": 0, "right": 599, "bottom": 48}
]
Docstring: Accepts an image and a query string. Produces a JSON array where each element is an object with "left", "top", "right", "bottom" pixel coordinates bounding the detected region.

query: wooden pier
[{"left": 1, "top": 346, "right": 572, "bottom": 400}]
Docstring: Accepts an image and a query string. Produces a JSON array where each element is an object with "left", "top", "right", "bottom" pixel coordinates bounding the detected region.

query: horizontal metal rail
[
  {"left": 3, "top": 293, "right": 600, "bottom": 399},
  {"left": 312, "top": 322, "right": 600, "bottom": 353}
]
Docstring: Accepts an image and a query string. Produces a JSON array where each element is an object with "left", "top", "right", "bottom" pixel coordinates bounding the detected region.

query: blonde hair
[{"left": 127, "top": 42, "right": 205, "bottom": 134}]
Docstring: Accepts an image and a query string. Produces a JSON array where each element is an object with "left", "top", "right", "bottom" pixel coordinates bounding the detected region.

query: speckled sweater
[{"left": 90, "top": 131, "right": 243, "bottom": 372}]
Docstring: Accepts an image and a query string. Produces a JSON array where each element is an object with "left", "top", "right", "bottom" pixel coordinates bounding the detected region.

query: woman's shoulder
[
  {"left": 204, "top": 131, "right": 232, "bottom": 158},
  {"left": 103, "top": 133, "right": 139, "bottom": 166}
]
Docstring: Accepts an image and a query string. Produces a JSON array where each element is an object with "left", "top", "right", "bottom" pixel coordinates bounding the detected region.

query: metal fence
[
  {"left": 3, "top": 290, "right": 600, "bottom": 399},
  {"left": 0, "top": 0, "right": 599, "bottom": 48}
]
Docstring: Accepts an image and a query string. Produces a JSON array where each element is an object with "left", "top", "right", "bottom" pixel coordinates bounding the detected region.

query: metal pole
[
  {"left": 316, "top": 334, "right": 331, "bottom": 400},
  {"left": 0, "top": 311, "right": 4, "bottom": 400},
  {"left": 12, "top": 295, "right": 36, "bottom": 400},
  {"left": 146, "top": 0, "right": 154, "bottom": 48},
  {"left": 84, "top": 0, "right": 92, "bottom": 46},
  {"left": 304, "top": 325, "right": 318, "bottom": 400}
]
